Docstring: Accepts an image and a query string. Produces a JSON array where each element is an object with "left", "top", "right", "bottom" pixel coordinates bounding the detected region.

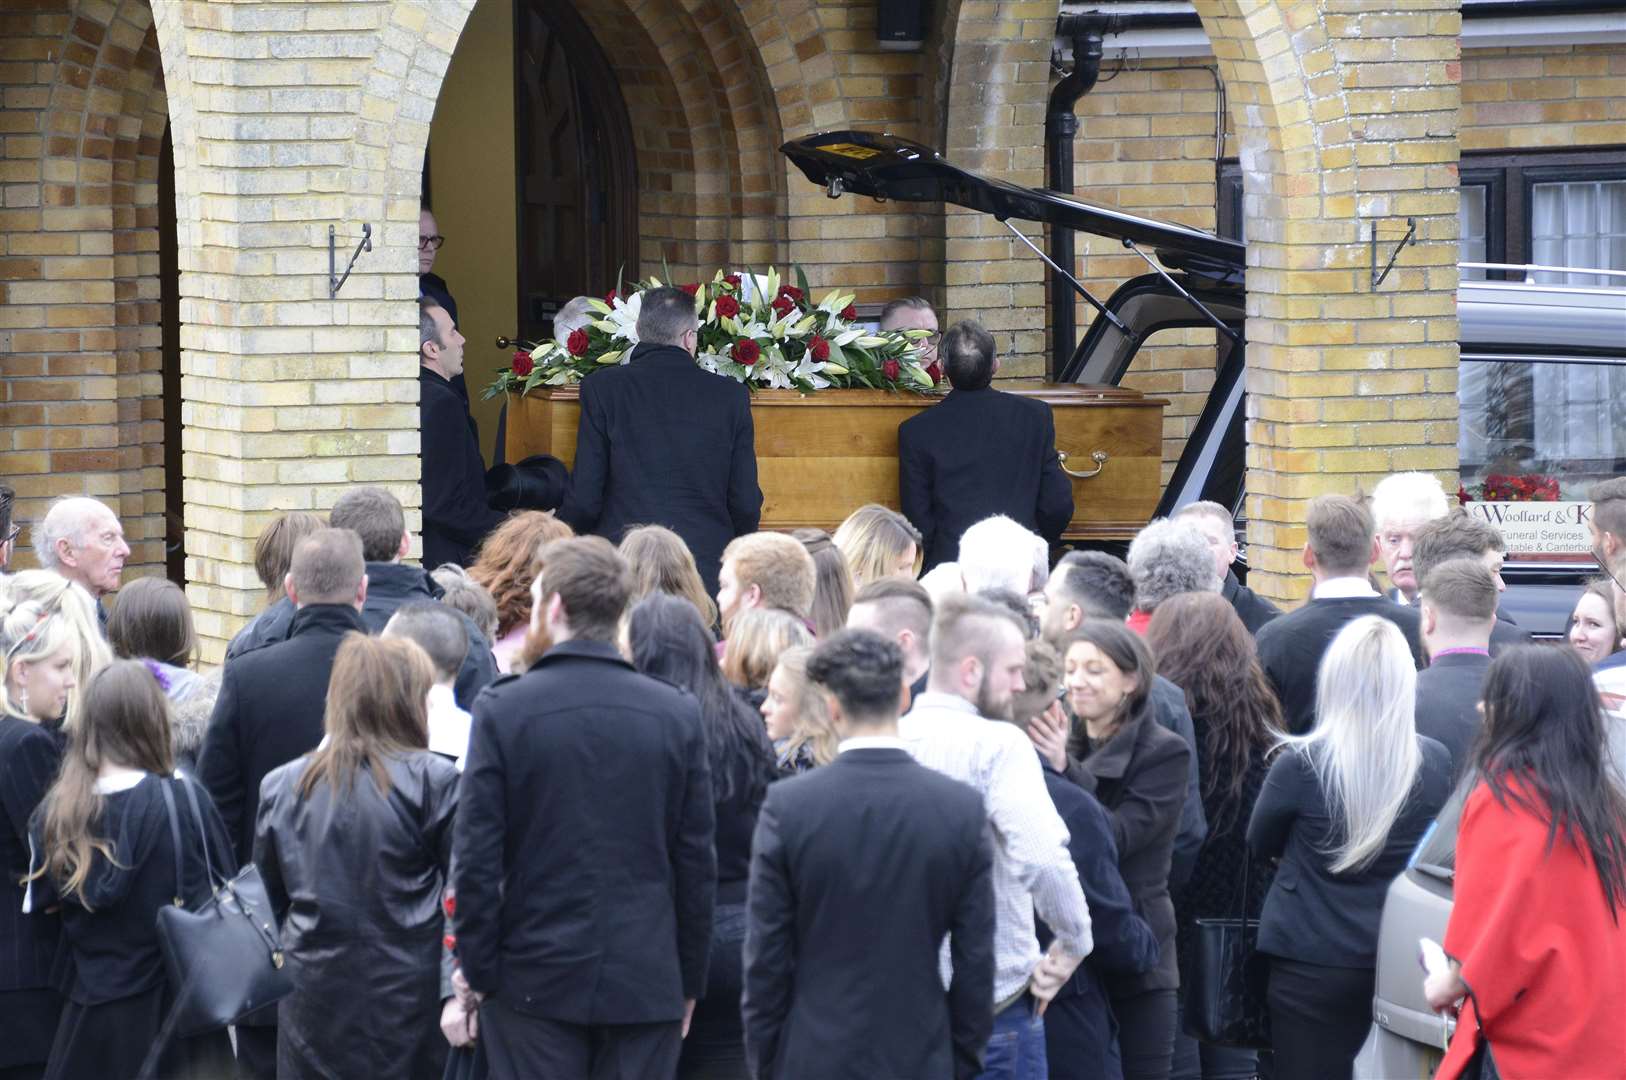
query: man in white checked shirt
[{"left": 900, "top": 592, "right": 1093, "bottom": 1080}]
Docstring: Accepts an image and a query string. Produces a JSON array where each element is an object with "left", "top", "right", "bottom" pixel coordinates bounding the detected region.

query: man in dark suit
[
  {"left": 898, "top": 320, "right": 1073, "bottom": 572},
  {"left": 1416, "top": 558, "right": 1500, "bottom": 782},
  {"left": 420, "top": 297, "right": 507, "bottom": 567},
  {"left": 197, "top": 526, "right": 369, "bottom": 1078},
  {"left": 452, "top": 537, "right": 716, "bottom": 1078},
  {"left": 743, "top": 628, "right": 995, "bottom": 1080},
  {"left": 1255, "top": 494, "right": 1426, "bottom": 735},
  {"left": 1173, "top": 500, "right": 1280, "bottom": 634},
  {"left": 1410, "top": 511, "right": 1531, "bottom": 655},
  {"left": 562, "top": 285, "right": 762, "bottom": 596}
]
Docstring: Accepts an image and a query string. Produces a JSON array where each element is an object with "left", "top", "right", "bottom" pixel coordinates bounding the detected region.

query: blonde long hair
[
  {"left": 31, "top": 661, "right": 175, "bottom": 906},
  {"left": 1285, "top": 616, "right": 1423, "bottom": 874},
  {"left": 1, "top": 593, "right": 77, "bottom": 719},
  {"left": 833, "top": 504, "right": 922, "bottom": 588},
  {"left": 2, "top": 571, "right": 111, "bottom": 730},
  {"left": 770, "top": 645, "right": 839, "bottom": 768}
]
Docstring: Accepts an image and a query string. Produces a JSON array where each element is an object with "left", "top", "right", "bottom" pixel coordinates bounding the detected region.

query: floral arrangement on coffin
[
  {"left": 482, "top": 267, "right": 939, "bottom": 400},
  {"left": 1457, "top": 472, "right": 1562, "bottom": 504}
]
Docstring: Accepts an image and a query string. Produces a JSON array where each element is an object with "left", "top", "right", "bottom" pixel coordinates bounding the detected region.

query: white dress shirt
[
  {"left": 427, "top": 683, "right": 472, "bottom": 770},
  {"left": 900, "top": 691, "right": 1093, "bottom": 1006},
  {"left": 1311, "top": 575, "right": 1380, "bottom": 600}
]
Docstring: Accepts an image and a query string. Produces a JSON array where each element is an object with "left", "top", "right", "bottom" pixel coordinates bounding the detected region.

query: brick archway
[
  {"left": 1194, "top": 1, "right": 1462, "bottom": 602},
  {"left": 0, "top": 0, "right": 170, "bottom": 578}
]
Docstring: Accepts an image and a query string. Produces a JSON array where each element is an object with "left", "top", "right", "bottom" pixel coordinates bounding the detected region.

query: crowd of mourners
[{"left": 3, "top": 462, "right": 1626, "bottom": 1080}]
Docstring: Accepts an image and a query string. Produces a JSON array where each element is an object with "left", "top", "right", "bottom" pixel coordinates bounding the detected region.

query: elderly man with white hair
[
  {"left": 1124, "top": 518, "right": 1217, "bottom": 634},
  {"left": 33, "top": 496, "right": 129, "bottom": 628},
  {"left": 1371, "top": 471, "right": 1450, "bottom": 605}
]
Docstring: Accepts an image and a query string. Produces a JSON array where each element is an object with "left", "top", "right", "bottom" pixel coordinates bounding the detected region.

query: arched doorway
[{"left": 514, "top": 0, "right": 639, "bottom": 342}]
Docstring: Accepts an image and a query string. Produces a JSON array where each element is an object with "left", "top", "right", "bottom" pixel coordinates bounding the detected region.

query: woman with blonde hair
[
  {"left": 30, "top": 660, "right": 235, "bottom": 1080},
  {"left": 721, "top": 607, "right": 813, "bottom": 705},
  {"left": 759, "top": 644, "right": 840, "bottom": 774},
  {"left": 0, "top": 593, "right": 79, "bottom": 1079},
  {"left": 3, "top": 569, "right": 111, "bottom": 733},
  {"left": 620, "top": 524, "right": 719, "bottom": 629},
  {"left": 833, "top": 503, "right": 922, "bottom": 589},
  {"left": 1248, "top": 616, "right": 1452, "bottom": 1080},
  {"left": 255, "top": 634, "right": 460, "bottom": 1080},
  {"left": 466, "top": 510, "right": 574, "bottom": 672}
]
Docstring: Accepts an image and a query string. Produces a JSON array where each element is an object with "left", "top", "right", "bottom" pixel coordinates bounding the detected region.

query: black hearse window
[{"left": 1460, "top": 357, "right": 1626, "bottom": 520}]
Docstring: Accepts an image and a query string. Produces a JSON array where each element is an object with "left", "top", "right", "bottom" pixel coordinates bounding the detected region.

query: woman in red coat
[{"left": 1424, "top": 644, "right": 1626, "bottom": 1079}]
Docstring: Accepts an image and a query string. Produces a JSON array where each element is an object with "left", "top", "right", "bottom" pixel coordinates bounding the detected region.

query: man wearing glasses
[{"left": 420, "top": 205, "right": 465, "bottom": 402}]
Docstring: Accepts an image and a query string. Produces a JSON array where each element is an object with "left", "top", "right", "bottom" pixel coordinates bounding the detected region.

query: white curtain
[
  {"left": 1459, "top": 186, "right": 1487, "bottom": 279},
  {"left": 1532, "top": 179, "right": 1626, "bottom": 285}
]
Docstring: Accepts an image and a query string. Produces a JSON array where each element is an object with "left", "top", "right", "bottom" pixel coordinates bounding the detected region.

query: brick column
[
  {"left": 1197, "top": 0, "right": 1461, "bottom": 604},
  {"left": 153, "top": 0, "right": 475, "bottom": 661}
]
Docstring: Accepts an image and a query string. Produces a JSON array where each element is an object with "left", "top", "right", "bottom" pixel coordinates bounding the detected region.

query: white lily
[
  {"left": 855, "top": 335, "right": 890, "bottom": 347},
  {"left": 817, "top": 290, "right": 855, "bottom": 316},
  {"left": 833, "top": 328, "right": 866, "bottom": 347},
  {"left": 600, "top": 291, "right": 643, "bottom": 343}
]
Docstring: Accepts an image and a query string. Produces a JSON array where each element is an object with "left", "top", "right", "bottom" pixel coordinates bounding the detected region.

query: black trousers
[
  {"left": 481, "top": 999, "right": 682, "bottom": 1080},
  {"left": 1265, "top": 959, "right": 1374, "bottom": 1080},
  {"left": 1113, "top": 988, "right": 1178, "bottom": 1080}
]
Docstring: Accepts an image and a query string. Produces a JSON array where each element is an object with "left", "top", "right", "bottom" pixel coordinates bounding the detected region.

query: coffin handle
[{"left": 1057, "top": 449, "right": 1108, "bottom": 480}]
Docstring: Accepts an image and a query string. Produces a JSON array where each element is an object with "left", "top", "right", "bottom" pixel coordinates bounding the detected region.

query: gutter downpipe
[{"left": 1046, "top": 15, "right": 1112, "bottom": 380}]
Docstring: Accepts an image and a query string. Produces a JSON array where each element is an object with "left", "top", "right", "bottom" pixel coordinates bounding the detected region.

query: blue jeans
[{"left": 977, "top": 995, "right": 1047, "bottom": 1080}]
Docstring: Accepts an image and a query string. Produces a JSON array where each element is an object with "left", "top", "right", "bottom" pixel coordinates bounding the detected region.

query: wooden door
[{"left": 514, "top": 0, "right": 638, "bottom": 343}]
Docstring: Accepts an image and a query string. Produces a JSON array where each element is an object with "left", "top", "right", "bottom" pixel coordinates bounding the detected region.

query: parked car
[{"left": 781, "top": 130, "right": 1626, "bottom": 636}]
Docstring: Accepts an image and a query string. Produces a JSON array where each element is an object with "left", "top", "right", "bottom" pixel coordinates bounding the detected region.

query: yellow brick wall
[{"left": 1058, "top": 40, "right": 1624, "bottom": 483}]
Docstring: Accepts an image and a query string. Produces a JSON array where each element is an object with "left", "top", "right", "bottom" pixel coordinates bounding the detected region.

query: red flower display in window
[
  {"left": 511, "top": 350, "right": 534, "bottom": 377},
  {"left": 566, "top": 328, "right": 590, "bottom": 356},
  {"left": 732, "top": 338, "right": 761, "bottom": 366},
  {"left": 1479, "top": 473, "right": 1561, "bottom": 502},
  {"left": 715, "top": 294, "right": 740, "bottom": 319}
]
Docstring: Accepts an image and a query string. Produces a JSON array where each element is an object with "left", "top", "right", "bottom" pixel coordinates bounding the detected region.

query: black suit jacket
[
  {"left": 742, "top": 746, "right": 994, "bottom": 1080},
  {"left": 0, "top": 717, "right": 63, "bottom": 997},
  {"left": 561, "top": 343, "right": 762, "bottom": 595},
  {"left": 198, "top": 604, "right": 368, "bottom": 864},
  {"left": 1255, "top": 595, "right": 1425, "bottom": 735},
  {"left": 1221, "top": 569, "right": 1280, "bottom": 634},
  {"left": 1415, "top": 651, "right": 1492, "bottom": 783},
  {"left": 1064, "top": 711, "right": 1191, "bottom": 995},
  {"left": 1247, "top": 736, "right": 1452, "bottom": 968},
  {"left": 420, "top": 367, "right": 506, "bottom": 568},
  {"left": 452, "top": 640, "right": 716, "bottom": 1024},
  {"left": 897, "top": 387, "right": 1074, "bottom": 571},
  {"left": 1385, "top": 588, "right": 1530, "bottom": 656}
]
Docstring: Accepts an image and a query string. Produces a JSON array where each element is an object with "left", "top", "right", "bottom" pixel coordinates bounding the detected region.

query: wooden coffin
[{"left": 505, "top": 384, "right": 1168, "bottom": 542}]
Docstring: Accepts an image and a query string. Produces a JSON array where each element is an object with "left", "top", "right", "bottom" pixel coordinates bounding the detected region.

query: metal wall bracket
[
  {"left": 328, "top": 223, "right": 372, "bottom": 298},
  {"left": 1369, "top": 216, "right": 1415, "bottom": 291}
]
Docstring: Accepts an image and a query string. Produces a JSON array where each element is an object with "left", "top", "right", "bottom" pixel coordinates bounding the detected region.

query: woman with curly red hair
[{"left": 466, "top": 511, "right": 574, "bottom": 672}]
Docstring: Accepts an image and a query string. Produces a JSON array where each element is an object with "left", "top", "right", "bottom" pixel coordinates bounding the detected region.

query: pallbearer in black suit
[
  {"left": 898, "top": 321, "right": 1073, "bottom": 573},
  {"left": 1411, "top": 512, "right": 1531, "bottom": 655},
  {"left": 419, "top": 297, "right": 507, "bottom": 568},
  {"left": 563, "top": 285, "right": 763, "bottom": 596},
  {"left": 452, "top": 537, "right": 717, "bottom": 1080},
  {"left": 743, "top": 629, "right": 996, "bottom": 1080}
]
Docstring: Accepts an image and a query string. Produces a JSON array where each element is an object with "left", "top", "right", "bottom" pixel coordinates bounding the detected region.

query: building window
[{"left": 1219, "top": 149, "right": 1626, "bottom": 282}]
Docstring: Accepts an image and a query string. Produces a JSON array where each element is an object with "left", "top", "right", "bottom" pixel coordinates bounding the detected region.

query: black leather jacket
[{"left": 255, "top": 750, "right": 460, "bottom": 1080}]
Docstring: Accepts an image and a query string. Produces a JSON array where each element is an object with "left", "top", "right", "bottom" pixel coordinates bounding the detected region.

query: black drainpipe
[{"left": 1046, "top": 15, "right": 1113, "bottom": 380}]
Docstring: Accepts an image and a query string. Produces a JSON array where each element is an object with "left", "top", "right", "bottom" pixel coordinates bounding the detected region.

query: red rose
[
  {"left": 512, "top": 350, "right": 534, "bottom": 377},
  {"left": 725, "top": 274, "right": 742, "bottom": 288},
  {"left": 771, "top": 295, "right": 796, "bottom": 319},
  {"left": 732, "top": 338, "right": 761, "bottom": 366},
  {"left": 566, "top": 328, "right": 589, "bottom": 356},
  {"left": 680, "top": 282, "right": 700, "bottom": 296},
  {"left": 926, "top": 361, "right": 942, "bottom": 385},
  {"left": 604, "top": 289, "right": 617, "bottom": 304},
  {"left": 882, "top": 359, "right": 901, "bottom": 382},
  {"left": 839, "top": 304, "right": 857, "bottom": 321},
  {"left": 777, "top": 284, "right": 803, "bottom": 302},
  {"left": 1456, "top": 485, "right": 1472, "bottom": 505},
  {"left": 715, "top": 294, "right": 740, "bottom": 318},
  {"left": 808, "top": 336, "right": 830, "bottom": 362}
]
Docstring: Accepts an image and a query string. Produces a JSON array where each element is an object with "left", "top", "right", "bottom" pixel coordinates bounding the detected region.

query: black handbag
[
  {"left": 154, "top": 777, "right": 294, "bottom": 1037},
  {"left": 1458, "top": 989, "right": 1501, "bottom": 1080},
  {"left": 1182, "top": 849, "right": 1271, "bottom": 1048}
]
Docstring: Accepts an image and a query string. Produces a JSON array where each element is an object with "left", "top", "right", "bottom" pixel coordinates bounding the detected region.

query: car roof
[{"left": 1460, "top": 274, "right": 1626, "bottom": 356}]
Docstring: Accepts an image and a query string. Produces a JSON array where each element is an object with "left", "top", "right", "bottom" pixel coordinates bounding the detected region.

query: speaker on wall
[{"left": 877, "top": 0, "right": 928, "bottom": 51}]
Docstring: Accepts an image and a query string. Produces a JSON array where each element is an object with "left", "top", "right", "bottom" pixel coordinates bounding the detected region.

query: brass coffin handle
[{"left": 1057, "top": 449, "right": 1108, "bottom": 480}]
